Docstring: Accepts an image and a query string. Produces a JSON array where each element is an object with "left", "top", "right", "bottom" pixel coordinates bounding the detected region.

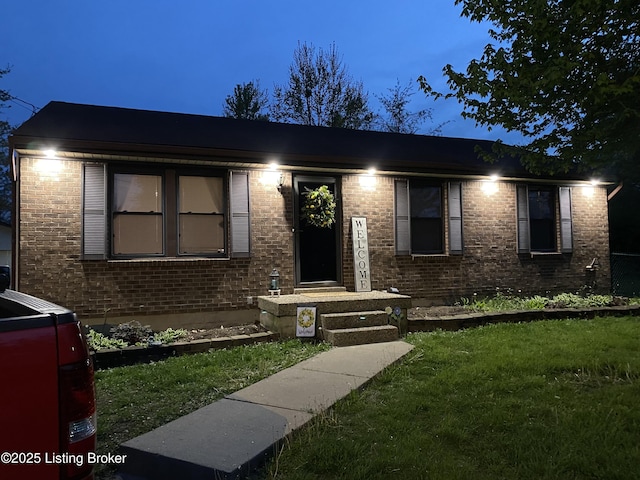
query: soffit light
[
  {"left": 359, "top": 167, "right": 377, "bottom": 189},
  {"left": 481, "top": 174, "right": 499, "bottom": 195}
]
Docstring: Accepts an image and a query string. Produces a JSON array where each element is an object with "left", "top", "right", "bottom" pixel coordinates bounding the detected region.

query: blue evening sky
[{"left": 2, "top": 0, "right": 522, "bottom": 143}]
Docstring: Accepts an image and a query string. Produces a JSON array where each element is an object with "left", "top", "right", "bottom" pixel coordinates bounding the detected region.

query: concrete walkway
[{"left": 118, "top": 340, "right": 414, "bottom": 480}]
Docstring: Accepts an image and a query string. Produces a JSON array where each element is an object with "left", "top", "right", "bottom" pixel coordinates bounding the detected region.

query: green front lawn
[
  {"left": 264, "top": 316, "right": 640, "bottom": 479},
  {"left": 94, "top": 339, "right": 330, "bottom": 479}
]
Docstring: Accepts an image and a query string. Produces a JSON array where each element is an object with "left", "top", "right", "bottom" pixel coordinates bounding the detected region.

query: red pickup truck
[{"left": 0, "top": 277, "right": 96, "bottom": 480}]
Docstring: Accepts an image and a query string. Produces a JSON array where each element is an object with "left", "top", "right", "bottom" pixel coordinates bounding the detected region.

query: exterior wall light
[
  {"left": 35, "top": 156, "right": 64, "bottom": 180},
  {"left": 481, "top": 175, "right": 499, "bottom": 195},
  {"left": 582, "top": 184, "right": 595, "bottom": 197},
  {"left": 359, "top": 168, "right": 377, "bottom": 190},
  {"left": 260, "top": 163, "right": 285, "bottom": 192},
  {"left": 268, "top": 268, "right": 281, "bottom": 295}
]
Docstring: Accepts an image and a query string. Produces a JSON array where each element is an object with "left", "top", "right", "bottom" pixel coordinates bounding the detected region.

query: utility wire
[{"left": 7, "top": 95, "right": 40, "bottom": 116}]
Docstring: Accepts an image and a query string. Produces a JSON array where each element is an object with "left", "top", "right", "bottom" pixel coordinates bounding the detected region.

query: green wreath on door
[{"left": 301, "top": 185, "right": 336, "bottom": 228}]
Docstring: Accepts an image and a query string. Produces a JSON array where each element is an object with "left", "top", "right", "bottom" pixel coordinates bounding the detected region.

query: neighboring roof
[{"left": 10, "top": 101, "right": 566, "bottom": 179}]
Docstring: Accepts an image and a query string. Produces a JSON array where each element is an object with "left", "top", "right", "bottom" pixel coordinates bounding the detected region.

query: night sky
[{"left": 2, "top": 0, "right": 522, "bottom": 143}]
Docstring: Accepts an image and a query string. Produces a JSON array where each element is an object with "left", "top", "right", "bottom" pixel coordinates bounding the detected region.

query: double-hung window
[
  {"left": 178, "top": 175, "right": 225, "bottom": 255},
  {"left": 395, "top": 179, "right": 463, "bottom": 255},
  {"left": 82, "top": 164, "right": 251, "bottom": 260},
  {"left": 410, "top": 181, "right": 443, "bottom": 254},
  {"left": 113, "top": 173, "right": 164, "bottom": 255},
  {"left": 110, "top": 168, "right": 227, "bottom": 258},
  {"left": 517, "top": 185, "right": 573, "bottom": 254}
]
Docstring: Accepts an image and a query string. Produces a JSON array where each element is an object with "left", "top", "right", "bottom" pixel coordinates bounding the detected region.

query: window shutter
[
  {"left": 558, "top": 186, "right": 573, "bottom": 253},
  {"left": 516, "top": 184, "right": 530, "bottom": 254},
  {"left": 394, "top": 179, "right": 410, "bottom": 255},
  {"left": 230, "top": 170, "right": 250, "bottom": 258},
  {"left": 448, "top": 182, "right": 463, "bottom": 254},
  {"left": 82, "top": 163, "right": 107, "bottom": 259}
]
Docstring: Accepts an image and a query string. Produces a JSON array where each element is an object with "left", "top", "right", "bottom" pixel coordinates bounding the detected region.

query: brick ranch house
[{"left": 9, "top": 101, "right": 610, "bottom": 329}]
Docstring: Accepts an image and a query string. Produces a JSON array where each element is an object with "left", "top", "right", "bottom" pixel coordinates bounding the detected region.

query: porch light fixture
[
  {"left": 359, "top": 168, "right": 377, "bottom": 190},
  {"left": 268, "top": 268, "right": 281, "bottom": 295},
  {"left": 261, "top": 163, "right": 285, "bottom": 192},
  {"left": 481, "top": 174, "right": 499, "bottom": 195},
  {"left": 35, "top": 154, "right": 63, "bottom": 179},
  {"left": 581, "top": 180, "right": 599, "bottom": 197}
]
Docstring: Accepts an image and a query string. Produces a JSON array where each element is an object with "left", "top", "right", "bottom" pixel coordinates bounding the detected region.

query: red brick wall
[
  {"left": 17, "top": 157, "right": 611, "bottom": 324},
  {"left": 17, "top": 158, "right": 294, "bottom": 321},
  {"left": 341, "top": 176, "right": 610, "bottom": 302}
]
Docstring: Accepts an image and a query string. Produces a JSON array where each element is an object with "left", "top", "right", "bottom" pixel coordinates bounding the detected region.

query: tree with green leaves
[
  {"left": 222, "top": 80, "right": 269, "bottom": 121},
  {"left": 271, "top": 42, "right": 374, "bottom": 129},
  {"left": 419, "top": 0, "right": 640, "bottom": 180},
  {"left": 376, "top": 79, "right": 441, "bottom": 135}
]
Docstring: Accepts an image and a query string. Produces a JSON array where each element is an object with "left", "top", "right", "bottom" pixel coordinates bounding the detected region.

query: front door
[{"left": 294, "top": 175, "right": 342, "bottom": 286}]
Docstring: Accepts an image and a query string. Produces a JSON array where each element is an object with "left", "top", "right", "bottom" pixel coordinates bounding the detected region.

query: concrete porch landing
[{"left": 258, "top": 288, "right": 412, "bottom": 343}]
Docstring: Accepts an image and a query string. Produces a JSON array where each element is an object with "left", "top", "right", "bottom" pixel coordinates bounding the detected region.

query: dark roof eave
[
  {"left": 10, "top": 134, "right": 576, "bottom": 180},
  {"left": 11, "top": 135, "right": 539, "bottom": 177}
]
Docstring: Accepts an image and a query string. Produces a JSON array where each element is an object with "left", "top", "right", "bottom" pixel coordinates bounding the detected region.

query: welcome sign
[{"left": 351, "top": 216, "right": 371, "bottom": 292}]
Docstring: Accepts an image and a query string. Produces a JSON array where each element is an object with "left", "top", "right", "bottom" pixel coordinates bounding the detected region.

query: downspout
[
  {"left": 607, "top": 182, "right": 623, "bottom": 201},
  {"left": 9, "top": 141, "right": 19, "bottom": 291}
]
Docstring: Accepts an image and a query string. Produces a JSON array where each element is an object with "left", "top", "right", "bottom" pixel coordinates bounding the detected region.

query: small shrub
[
  {"left": 110, "top": 321, "right": 153, "bottom": 345},
  {"left": 152, "top": 328, "right": 188, "bottom": 345},
  {"left": 521, "top": 295, "right": 549, "bottom": 310},
  {"left": 548, "top": 293, "right": 613, "bottom": 309},
  {"left": 86, "top": 329, "right": 128, "bottom": 351}
]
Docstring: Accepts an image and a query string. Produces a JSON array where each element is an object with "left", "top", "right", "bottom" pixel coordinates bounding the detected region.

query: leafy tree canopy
[
  {"left": 376, "top": 79, "right": 441, "bottom": 134},
  {"left": 271, "top": 42, "right": 374, "bottom": 129},
  {"left": 222, "top": 80, "right": 269, "bottom": 121},
  {"left": 419, "top": 0, "right": 640, "bottom": 180}
]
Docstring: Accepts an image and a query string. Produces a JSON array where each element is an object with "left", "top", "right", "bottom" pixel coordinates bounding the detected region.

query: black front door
[{"left": 294, "top": 175, "right": 341, "bottom": 286}]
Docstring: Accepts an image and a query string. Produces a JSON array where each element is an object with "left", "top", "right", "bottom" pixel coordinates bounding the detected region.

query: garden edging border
[
  {"left": 408, "top": 305, "right": 640, "bottom": 332},
  {"left": 91, "top": 305, "right": 640, "bottom": 369},
  {"left": 91, "top": 330, "right": 279, "bottom": 369}
]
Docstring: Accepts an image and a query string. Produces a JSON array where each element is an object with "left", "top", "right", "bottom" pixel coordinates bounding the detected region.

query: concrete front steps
[
  {"left": 258, "top": 287, "right": 411, "bottom": 346},
  {"left": 320, "top": 310, "right": 398, "bottom": 346}
]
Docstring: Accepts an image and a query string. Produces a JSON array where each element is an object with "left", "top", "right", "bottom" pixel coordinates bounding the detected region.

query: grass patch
[
  {"left": 265, "top": 317, "right": 640, "bottom": 480},
  {"left": 94, "top": 339, "right": 329, "bottom": 479}
]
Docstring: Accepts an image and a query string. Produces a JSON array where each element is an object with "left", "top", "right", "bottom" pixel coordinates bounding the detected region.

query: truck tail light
[
  {"left": 60, "top": 360, "right": 97, "bottom": 443},
  {"left": 58, "top": 321, "right": 97, "bottom": 480}
]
